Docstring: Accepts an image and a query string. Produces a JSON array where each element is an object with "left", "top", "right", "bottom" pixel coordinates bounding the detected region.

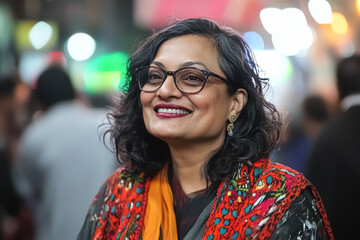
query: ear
[{"left": 229, "top": 88, "right": 248, "bottom": 116}]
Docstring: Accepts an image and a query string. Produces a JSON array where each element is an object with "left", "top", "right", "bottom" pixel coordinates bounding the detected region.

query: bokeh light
[
  {"left": 282, "top": 8, "right": 308, "bottom": 29},
  {"left": 84, "top": 51, "right": 129, "bottom": 93},
  {"left": 338, "top": 39, "right": 355, "bottom": 58},
  {"left": 254, "top": 50, "right": 293, "bottom": 108},
  {"left": 272, "top": 26, "right": 313, "bottom": 56},
  {"left": 19, "top": 52, "right": 47, "bottom": 84},
  {"left": 259, "top": 8, "right": 282, "bottom": 35},
  {"left": 29, "top": 21, "right": 53, "bottom": 50},
  {"left": 331, "top": 12, "right": 348, "bottom": 34},
  {"left": 243, "top": 31, "right": 264, "bottom": 50},
  {"left": 254, "top": 50, "right": 293, "bottom": 83},
  {"left": 15, "top": 20, "right": 58, "bottom": 51},
  {"left": 47, "top": 51, "right": 67, "bottom": 67},
  {"left": 260, "top": 7, "right": 314, "bottom": 56},
  {"left": 308, "top": 0, "right": 333, "bottom": 24},
  {"left": 66, "top": 33, "right": 96, "bottom": 61},
  {"left": 357, "top": 0, "right": 360, "bottom": 15}
]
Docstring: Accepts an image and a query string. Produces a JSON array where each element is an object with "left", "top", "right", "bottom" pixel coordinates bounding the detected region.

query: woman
[{"left": 78, "top": 18, "right": 333, "bottom": 240}]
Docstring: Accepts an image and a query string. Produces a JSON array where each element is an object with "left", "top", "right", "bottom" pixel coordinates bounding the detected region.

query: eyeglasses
[{"left": 135, "top": 66, "right": 227, "bottom": 94}]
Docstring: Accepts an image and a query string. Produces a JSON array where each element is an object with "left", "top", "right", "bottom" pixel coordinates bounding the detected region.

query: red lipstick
[{"left": 154, "top": 104, "right": 191, "bottom": 119}]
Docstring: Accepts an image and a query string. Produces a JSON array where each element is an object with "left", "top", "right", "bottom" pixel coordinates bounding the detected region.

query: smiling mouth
[{"left": 157, "top": 108, "right": 190, "bottom": 114}]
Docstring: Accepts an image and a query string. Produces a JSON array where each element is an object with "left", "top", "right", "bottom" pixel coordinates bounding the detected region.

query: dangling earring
[{"left": 227, "top": 112, "right": 237, "bottom": 136}]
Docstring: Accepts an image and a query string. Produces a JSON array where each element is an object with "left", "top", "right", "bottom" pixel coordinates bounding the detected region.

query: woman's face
[{"left": 140, "top": 34, "right": 245, "bottom": 146}]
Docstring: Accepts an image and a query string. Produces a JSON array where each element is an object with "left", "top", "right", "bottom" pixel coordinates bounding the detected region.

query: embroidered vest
[{"left": 91, "top": 159, "right": 333, "bottom": 239}]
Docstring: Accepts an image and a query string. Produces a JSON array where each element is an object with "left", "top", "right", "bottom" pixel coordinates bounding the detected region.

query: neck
[{"left": 167, "top": 136, "right": 224, "bottom": 195}]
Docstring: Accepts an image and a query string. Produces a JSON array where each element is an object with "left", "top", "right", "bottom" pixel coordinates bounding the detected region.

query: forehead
[{"left": 153, "top": 34, "right": 221, "bottom": 71}]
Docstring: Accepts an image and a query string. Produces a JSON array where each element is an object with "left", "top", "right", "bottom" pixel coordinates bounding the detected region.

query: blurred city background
[
  {"left": 0, "top": 0, "right": 359, "bottom": 239},
  {"left": 0, "top": 0, "right": 359, "bottom": 110}
]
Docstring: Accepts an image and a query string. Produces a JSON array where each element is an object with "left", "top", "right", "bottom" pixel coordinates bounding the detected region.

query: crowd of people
[
  {"left": 0, "top": 64, "right": 117, "bottom": 239},
  {"left": 0, "top": 17, "right": 359, "bottom": 240}
]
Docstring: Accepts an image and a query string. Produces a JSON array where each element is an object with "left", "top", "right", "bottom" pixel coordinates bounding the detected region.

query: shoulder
[
  {"left": 203, "top": 159, "right": 311, "bottom": 239},
  {"left": 18, "top": 117, "right": 49, "bottom": 157},
  {"left": 251, "top": 162, "right": 333, "bottom": 238},
  {"left": 78, "top": 168, "right": 148, "bottom": 240},
  {"left": 21, "top": 115, "right": 48, "bottom": 139},
  {"left": 229, "top": 159, "right": 306, "bottom": 198},
  {"left": 264, "top": 161, "right": 302, "bottom": 175},
  {"left": 89, "top": 167, "right": 149, "bottom": 210},
  {"left": 249, "top": 159, "right": 306, "bottom": 190},
  {"left": 315, "top": 112, "right": 349, "bottom": 142},
  {"left": 83, "top": 168, "right": 149, "bottom": 240},
  {"left": 99, "top": 167, "right": 147, "bottom": 195},
  {"left": 270, "top": 188, "right": 333, "bottom": 239},
  {"left": 258, "top": 161, "right": 310, "bottom": 203},
  {"left": 310, "top": 112, "right": 353, "bottom": 159}
]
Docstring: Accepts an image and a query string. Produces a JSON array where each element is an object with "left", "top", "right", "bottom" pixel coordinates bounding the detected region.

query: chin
[
  {"left": 148, "top": 129, "right": 182, "bottom": 141},
  {"left": 151, "top": 131, "right": 180, "bottom": 139}
]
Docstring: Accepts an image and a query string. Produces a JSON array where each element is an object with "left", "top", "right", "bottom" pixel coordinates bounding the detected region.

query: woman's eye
[
  {"left": 182, "top": 74, "right": 205, "bottom": 84},
  {"left": 146, "top": 70, "right": 164, "bottom": 85},
  {"left": 148, "top": 72, "right": 163, "bottom": 80},
  {"left": 187, "top": 75, "right": 202, "bottom": 81}
]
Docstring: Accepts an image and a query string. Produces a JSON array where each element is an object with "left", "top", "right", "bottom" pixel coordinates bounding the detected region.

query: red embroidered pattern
[
  {"left": 202, "top": 159, "right": 334, "bottom": 240},
  {"left": 92, "top": 168, "right": 149, "bottom": 240},
  {"left": 90, "top": 159, "right": 333, "bottom": 240}
]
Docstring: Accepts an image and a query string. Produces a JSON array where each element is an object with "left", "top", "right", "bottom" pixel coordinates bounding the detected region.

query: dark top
[
  {"left": 0, "top": 146, "right": 23, "bottom": 217},
  {"left": 307, "top": 106, "right": 360, "bottom": 239}
]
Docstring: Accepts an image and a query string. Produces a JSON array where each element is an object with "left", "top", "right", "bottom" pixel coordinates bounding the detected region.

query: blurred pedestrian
[
  {"left": 15, "top": 66, "right": 117, "bottom": 240},
  {"left": 273, "top": 95, "right": 330, "bottom": 175},
  {"left": 307, "top": 54, "right": 360, "bottom": 239},
  {"left": 0, "top": 76, "right": 34, "bottom": 240}
]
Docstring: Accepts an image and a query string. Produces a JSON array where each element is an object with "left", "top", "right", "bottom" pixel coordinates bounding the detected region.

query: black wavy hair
[{"left": 106, "top": 18, "right": 282, "bottom": 182}]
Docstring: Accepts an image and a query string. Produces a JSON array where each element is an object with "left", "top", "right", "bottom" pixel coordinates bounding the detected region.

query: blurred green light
[{"left": 84, "top": 51, "right": 129, "bottom": 94}]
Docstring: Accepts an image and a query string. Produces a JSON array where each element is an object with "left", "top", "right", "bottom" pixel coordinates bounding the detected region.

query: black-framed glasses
[{"left": 135, "top": 66, "right": 227, "bottom": 94}]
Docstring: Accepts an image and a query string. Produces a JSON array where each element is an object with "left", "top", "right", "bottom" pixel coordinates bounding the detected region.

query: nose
[{"left": 156, "top": 74, "right": 182, "bottom": 98}]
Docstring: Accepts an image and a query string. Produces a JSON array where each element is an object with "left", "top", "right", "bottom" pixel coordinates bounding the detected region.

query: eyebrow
[
  {"left": 150, "top": 61, "right": 209, "bottom": 70},
  {"left": 179, "top": 61, "right": 209, "bottom": 69}
]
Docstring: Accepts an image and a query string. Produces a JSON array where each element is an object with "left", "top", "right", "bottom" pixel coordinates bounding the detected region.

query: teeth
[{"left": 157, "top": 108, "right": 190, "bottom": 114}]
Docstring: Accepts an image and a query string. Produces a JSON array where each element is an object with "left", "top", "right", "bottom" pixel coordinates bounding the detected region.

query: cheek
[
  {"left": 191, "top": 93, "right": 231, "bottom": 130},
  {"left": 140, "top": 93, "right": 152, "bottom": 122},
  {"left": 140, "top": 92, "right": 146, "bottom": 107},
  {"left": 140, "top": 92, "right": 152, "bottom": 110},
  {"left": 193, "top": 90, "right": 231, "bottom": 115}
]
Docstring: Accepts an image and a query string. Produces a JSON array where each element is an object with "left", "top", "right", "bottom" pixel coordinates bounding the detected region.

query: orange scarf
[{"left": 142, "top": 164, "right": 178, "bottom": 240}]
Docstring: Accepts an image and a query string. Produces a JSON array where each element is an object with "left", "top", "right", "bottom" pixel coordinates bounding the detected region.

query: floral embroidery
[
  {"left": 202, "top": 159, "right": 333, "bottom": 239},
  {"left": 87, "top": 159, "right": 333, "bottom": 240},
  {"left": 92, "top": 169, "right": 149, "bottom": 240}
]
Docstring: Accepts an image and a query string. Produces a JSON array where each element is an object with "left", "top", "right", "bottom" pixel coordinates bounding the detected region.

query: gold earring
[{"left": 227, "top": 112, "right": 237, "bottom": 136}]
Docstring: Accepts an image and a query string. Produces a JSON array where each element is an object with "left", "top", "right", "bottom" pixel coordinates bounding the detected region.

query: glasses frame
[{"left": 135, "top": 66, "right": 228, "bottom": 94}]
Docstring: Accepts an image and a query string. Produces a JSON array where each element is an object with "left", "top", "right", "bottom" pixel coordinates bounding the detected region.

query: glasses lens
[
  {"left": 176, "top": 68, "right": 206, "bottom": 93},
  {"left": 137, "top": 67, "right": 165, "bottom": 91}
]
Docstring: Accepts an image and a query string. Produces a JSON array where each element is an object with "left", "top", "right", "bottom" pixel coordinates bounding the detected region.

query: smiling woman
[
  {"left": 140, "top": 35, "right": 246, "bottom": 146},
  {"left": 77, "top": 18, "right": 334, "bottom": 240}
]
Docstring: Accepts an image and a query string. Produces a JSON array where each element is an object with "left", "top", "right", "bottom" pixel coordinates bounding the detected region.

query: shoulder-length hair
[{"left": 106, "top": 18, "right": 282, "bottom": 182}]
